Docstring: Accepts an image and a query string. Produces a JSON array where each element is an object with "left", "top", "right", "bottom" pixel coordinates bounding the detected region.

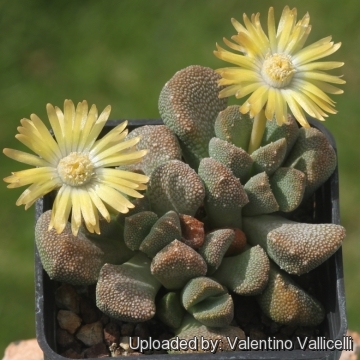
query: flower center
[
  {"left": 57, "top": 152, "right": 95, "bottom": 187},
  {"left": 261, "top": 53, "right": 296, "bottom": 88}
]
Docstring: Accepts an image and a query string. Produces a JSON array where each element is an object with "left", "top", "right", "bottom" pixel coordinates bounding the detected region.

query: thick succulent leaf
[
  {"left": 140, "top": 210, "right": 182, "bottom": 258},
  {"left": 159, "top": 65, "right": 227, "bottom": 169},
  {"left": 117, "top": 125, "right": 182, "bottom": 176},
  {"left": 257, "top": 264, "right": 325, "bottom": 326},
  {"left": 124, "top": 211, "right": 158, "bottom": 251},
  {"left": 209, "top": 137, "right": 253, "bottom": 183},
  {"left": 181, "top": 277, "right": 233, "bottom": 327},
  {"left": 243, "top": 172, "right": 279, "bottom": 216},
  {"left": 157, "top": 292, "right": 185, "bottom": 329},
  {"left": 151, "top": 240, "right": 207, "bottom": 289},
  {"left": 214, "top": 105, "right": 253, "bottom": 150},
  {"left": 261, "top": 114, "right": 299, "bottom": 156},
  {"left": 251, "top": 138, "right": 287, "bottom": 176},
  {"left": 147, "top": 160, "right": 205, "bottom": 217},
  {"left": 199, "top": 229, "right": 234, "bottom": 274},
  {"left": 35, "top": 210, "right": 133, "bottom": 286},
  {"left": 198, "top": 158, "right": 248, "bottom": 229},
  {"left": 96, "top": 253, "right": 161, "bottom": 322},
  {"left": 213, "top": 245, "right": 270, "bottom": 296},
  {"left": 243, "top": 215, "right": 345, "bottom": 275},
  {"left": 269, "top": 167, "right": 306, "bottom": 212},
  {"left": 284, "top": 127, "right": 337, "bottom": 198}
]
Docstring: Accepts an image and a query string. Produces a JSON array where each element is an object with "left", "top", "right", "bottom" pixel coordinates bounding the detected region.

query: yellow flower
[
  {"left": 214, "top": 6, "right": 345, "bottom": 129},
  {"left": 3, "top": 100, "right": 149, "bottom": 236}
]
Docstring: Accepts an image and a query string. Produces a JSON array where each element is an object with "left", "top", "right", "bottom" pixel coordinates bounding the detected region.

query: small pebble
[
  {"left": 103, "top": 322, "right": 120, "bottom": 346},
  {"left": 179, "top": 214, "right": 204, "bottom": 249},
  {"left": 76, "top": 321, "right": 103, "bottom": 346},
  {"left": 55, "top": 283, "right": 80, "bottom": 313},
  {"left": 269, "top": 321, "right": 282, "bottom": 334},
  {"left": 83, "top": 342, "right": 110, "bottom": 358},
  {"left": 249, "top": 328, "right": 267, "bottom": 341},
  {"left": 121, "top": 322, "right": 135, "bottom": 336},
  {"left": 280, "top": 324, "right": 297, "bottom": 337},
  {"left": 80, "top": 297, "right": 100, "bottom": 324},
  {"left": 56, "top": 328, "right": 75, "bottom": 348},
  {"left": 260, "top": 313, "right": 272, "bottom": 327},
  {"left": 57, "top": 310, "right": 82, "bottom": 334},
  {"left": 119, "top": 336, "right": 132, "bottom": 351},
  {"left": 100, "top": 314, "right": 110, "bottom": 326},
  {"left": 61, "top": 348, "right": 83, "bottom": 359},
  {"left": 225, "top": 228, "right": 247, "bottom": 256},
  {"left": 134, "top": 323, "right": 150, "bottom": 339}
]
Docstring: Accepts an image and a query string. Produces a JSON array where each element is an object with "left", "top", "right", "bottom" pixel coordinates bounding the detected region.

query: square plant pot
[{"left": 35, "top": 118, "right": 347, "bottom": 360}]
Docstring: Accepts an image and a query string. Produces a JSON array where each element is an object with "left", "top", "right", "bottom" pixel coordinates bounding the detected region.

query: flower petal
[
  {"left": 77, "top": 104, "right": 98, "bottom": 152},
  {"left": 301, "top": 71, "right": 346, "bottom": 85},
  {"left": 96, "top": 168, "right": 149, "bottom": 184},
  {"left": 70, "top": 188, "right": 82, "bottom": 235},
  {"left": 277, "top": 7, "right": 297, "bottom": 53},
  {"left": 4, "top": 167, "right": 59, "bottom": 188},
  {"left": 265, "top": 88, "right": 276, "bottom": 120},
  {"left": 87, "top": 186, "right": 111, "bottom": 222},
  {"left": 215, "top": 44, "right": 257, "bottom": 70},
  {"left": 63, "top": 99, "right": 76, "bottom": 155},
  {"left": 90, "top": 120, "right": 128, "bottom": 156},
  {"left": 275, "top": 90, "right": 288, "bottom": 125},
  {"left": 100, "top": 180, "right": 144, "bottom": 199},
  {"left": 53, "top": 185, "right": 73, "bottom": 234},
  {"left": 71, "top": 101, "right": 88, "bottom": 152},
  {"left": 91, "top": 136, "right": 140, "bottom": 163},
  {"left": 95, "top": 183, "right": 131, "bottom": 214},
  {"left": 282, "top": 89, "right": 310, "bottom": 127},
  {"left": 83, "top": 105, "right": 111, "bottom": 151},
  {"left": 297, "top": 61, "right": 344, "bottom": 72},
  {"left": 78, "top": 187, "right": 97, "bottom": 227},
  {"left": 46, "top": 103, "right": 66, "bottom": 157},
  {"left": 267, "top": 7, "right": 277, "bottom": 52},
  {"left": 3, "top": 148, "right": 51, "bottom": 167}
]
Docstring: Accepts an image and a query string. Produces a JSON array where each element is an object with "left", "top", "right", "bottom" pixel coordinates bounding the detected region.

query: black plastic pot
[{"left": 35, "top": 119, "right": 347, "bottom": 360}]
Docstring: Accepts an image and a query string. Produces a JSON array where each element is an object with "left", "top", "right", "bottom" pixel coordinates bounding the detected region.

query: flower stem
[{"left": 248, "top": 109, "right": 267, "bottom": 154}]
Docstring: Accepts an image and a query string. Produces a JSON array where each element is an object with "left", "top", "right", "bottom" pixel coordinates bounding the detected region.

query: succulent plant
[
  {"left": 261, "top": 114, "right": 300, "bottom": 156},
  {"left": 179, "top": 214, "right": 205, "bottom": 249},
  {"left": 32, "top": 60, "right": 344, "bottom": 354},
  {"left": 269, "top": 167, "right": 306, "bottom": 212},
  {"left": 251, "top": 138, "right": 287, "bottom": 176}
]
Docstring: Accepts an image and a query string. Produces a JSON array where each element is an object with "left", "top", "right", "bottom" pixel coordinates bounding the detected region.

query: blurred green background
[{"left": 0, "top": 0, "right": 359, "bottom": 354}]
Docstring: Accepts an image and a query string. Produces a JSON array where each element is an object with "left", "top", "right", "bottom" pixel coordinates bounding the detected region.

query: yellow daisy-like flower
[
  {"left": 3, "top": 100, "right": 149, "bottom": 236},
  {"left": 214, "top": 6, "right": 345, "bottom": 153}
]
